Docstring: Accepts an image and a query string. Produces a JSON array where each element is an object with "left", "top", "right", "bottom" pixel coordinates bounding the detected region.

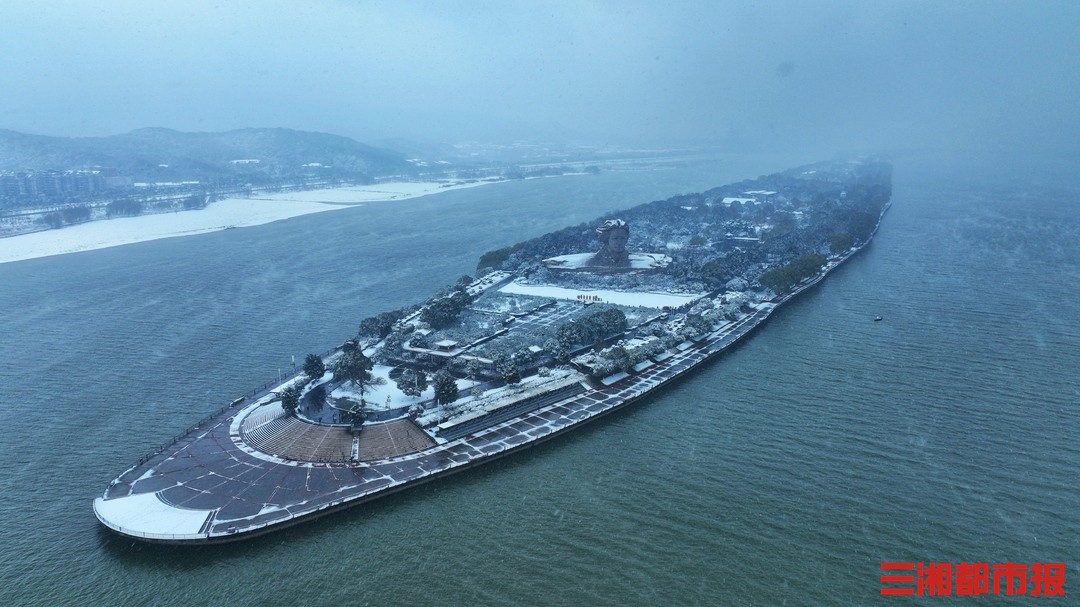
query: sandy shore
[{"left": 0, "top": 179, "right": 499, "bottom": 265}]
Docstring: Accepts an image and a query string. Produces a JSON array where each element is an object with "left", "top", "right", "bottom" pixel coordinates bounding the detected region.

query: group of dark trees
[
  {"left": 420, "top": 289, "right": 474, "bottom": 329},
  {"left": 106, "top": 198, "right": 144, "bottom": 217},
  {"left": 290, "top": 337, "right": 461, "bottom": 418},
  {"left": 555, "top": 307, "right": 627, "bottom": 349},
  {"left": 475, "top": 159, "right": 891, "bottom": 291},
  {"left": 181, "top": 194, "right": 206, "bottom": 210},
  {"left": 41, "top": 205, "right": 92, "bottom": 229},
  {"left": 759, "top": 253, "right": 827, "bottom": 294},
  {"left": 392, "top": 367, "right": 459, "bottom": 404},
  {"left": 359, "top": 309, "right": 407, "bottom": 339}
]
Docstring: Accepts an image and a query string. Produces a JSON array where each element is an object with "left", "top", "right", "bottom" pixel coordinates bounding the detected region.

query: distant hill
[{"left": 0, "top": 127, "right": 415, "bottom": 180}]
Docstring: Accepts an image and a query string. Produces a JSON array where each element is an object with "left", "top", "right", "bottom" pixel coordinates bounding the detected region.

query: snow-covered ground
[
  {"left": 331, "top": 365, "right": 478, "bottom": 411},
  {"left": 498, "top": 281, "right": 702, "bottom": 309},
  {"left": 543, "top": 252, "right": 671, "bottom": 270},
  {"left": 94, "top": 491, "right": 212, "bottom": 537},
  {"left": 0, "top": 179, "right": 502, "bottom": 265},
  {"left": 418, "top": 367, "right": 584, "bottom": 427}
]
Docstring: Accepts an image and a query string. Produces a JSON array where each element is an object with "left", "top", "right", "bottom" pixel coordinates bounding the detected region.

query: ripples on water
[{"left": 0, "top": 156, "right": 1076, "bottom": 606}]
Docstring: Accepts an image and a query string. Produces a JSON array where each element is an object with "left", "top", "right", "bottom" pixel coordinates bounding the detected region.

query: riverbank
[{"left": 0, "top": 178, "right": 503, "bottom": 265}]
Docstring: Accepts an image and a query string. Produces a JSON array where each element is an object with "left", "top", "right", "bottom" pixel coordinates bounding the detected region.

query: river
[{"left": 0, "top": 152, "right": 1076, "bottom": 606}]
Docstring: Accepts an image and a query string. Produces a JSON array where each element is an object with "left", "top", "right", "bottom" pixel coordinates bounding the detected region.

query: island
[{"left": 94, "top": 158, "right": 892, "bottom": 544}]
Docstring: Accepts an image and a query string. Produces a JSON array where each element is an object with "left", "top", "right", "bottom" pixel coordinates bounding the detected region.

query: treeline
[
  {"left": 555, "top": 307, "right": 627, "bottom": 348},
  {"left": 420, "top": 290, "right": 474, "bottom": 329},
  {"left": 41, "top": 205, "right": 92, "bottom": 229},
  {"left": 359, "top": 309, "right": 408, "bottom": 339},
  {"left": 106, "top": 198, "right": 144, "bottom": 217},
  {"left": 759, "top": 253, "right": 827, "bottom": 294}
]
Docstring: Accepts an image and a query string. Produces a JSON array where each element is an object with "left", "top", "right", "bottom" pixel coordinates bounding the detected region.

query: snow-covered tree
[
  {"left": 544, "top": 338, "right": 567, "bottom": 361},
  {"left": 396, "top": 368, "right": 428, "bottom": 397},
  {"left": 493, "top": 353, "right": 520, "bottom": 385},
  {"left": 465, "top": 358, "right": 485, "bottom": 382},
  {"left": 432, "top": 370, "right": 459, "bottom": 404},
  {"left": 334, "top": 342, "right": 382, "bottom": 403},
  {"left": 280, "top": 385, "right": 301, "bottom": 416},
  {"left": 302, "top": 353, "right": 325, "bottom": 383}
]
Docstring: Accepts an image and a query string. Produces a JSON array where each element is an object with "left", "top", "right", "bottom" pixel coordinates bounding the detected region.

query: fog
[{"left": 3, "top": 1, "right": 1078, "bottom": 158}]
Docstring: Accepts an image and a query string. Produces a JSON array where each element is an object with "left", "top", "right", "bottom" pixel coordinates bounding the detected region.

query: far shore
[{"left": 0, "top": 178, "right": 506, "bottom": 265}]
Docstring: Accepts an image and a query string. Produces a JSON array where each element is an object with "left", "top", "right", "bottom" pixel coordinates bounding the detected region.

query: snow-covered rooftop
[{"left": 721, "top": 197, "right": 759, "bottom": 205}]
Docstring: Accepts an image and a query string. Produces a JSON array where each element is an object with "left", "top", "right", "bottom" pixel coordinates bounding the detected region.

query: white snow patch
[
  {"left": 542, "top": 252, "right": 671, "bottom": 270},
  {"left": 94, "top": 492, "right": 212, "bottom": 537},
  {"left": 331, "top": 365, "right": 477, "bottom": 411},
  {"left": 0, "top": 180, "right": 505, "bottom": 265},
  {"left": 499, "top": 281, "right": 701, "bottom": 309},
  {"left": 600, "top": 371, "right": 630, "bottom": 385},
  {"left": 427, "top": 368, "right": 583, "bottom": 428}
]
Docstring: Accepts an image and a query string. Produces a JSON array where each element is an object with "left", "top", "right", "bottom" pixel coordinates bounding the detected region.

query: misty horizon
[{"left": 3, "top": 1, "right": 1078, "bottom": 161}]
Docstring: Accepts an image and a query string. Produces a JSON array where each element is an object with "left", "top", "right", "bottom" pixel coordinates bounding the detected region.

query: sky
[{"left": 3, "top": 1, "right": 1078, "bottom": 157}]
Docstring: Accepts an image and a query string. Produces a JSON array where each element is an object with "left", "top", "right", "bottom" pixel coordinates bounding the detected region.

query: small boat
[{"left": 874, "top": 315, "right": 883, "bottom": 322}]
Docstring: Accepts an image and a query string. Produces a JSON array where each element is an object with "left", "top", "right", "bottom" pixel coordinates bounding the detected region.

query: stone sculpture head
[
  {"left": 596, "top": 219, "right": 629, "bottom": 253},
  {"left": 590, "top": 219, "right": 631, "bottom": 267}
]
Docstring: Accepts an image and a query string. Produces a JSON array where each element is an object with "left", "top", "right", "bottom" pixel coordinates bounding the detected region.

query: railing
[{"left": 122, "top": 346, "right": 343, "bottom": 473}]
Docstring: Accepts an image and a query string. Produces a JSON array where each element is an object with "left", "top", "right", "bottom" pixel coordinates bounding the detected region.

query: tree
[
  {"left": 334, "top": 342, "right": 381, "bottom": 403},
  {"left": 761, "top": 253, "right": 826, "bottom": 294},
  {"left": 544, "top": 338, "right": 567, "bottom": 362},
  {"left": 493, "top": 353, "right": 520, "bottom": 385},
  {"left": 420, "top": 290, "right": 473, "bottom": 329},
  {"left": 432, "top": 370, "right": 459, "bottom": 405},
  {"left": 375, "top": 330, "right": 406, "bottom": 363},
  {"left": 358, "top": 317, "right": 384, "bottom": 338},
  {"left": 347, "top": 403, "right": 366, "bottom": 426},
  {"left": 396, "top": 368, "right": 428, "bottom": 397},
  {"left": 760, "top": 266, "right": 796, "bottom": 294},
  {"left": 280, "top": 385, "right": 301, "bottom": 416},
  {"left": 303, "top": 353, "right": 326, "bottom": 383},
  {"left": 359, "top": 309, "right": 405, "bottom": 339},
  {"left": 555, "top": 307, "right": 627, "bottom": 348},
  {"left": 555, "top": 321, "right": 584, "bottom": 349},
  {"left": 182, "top": 194, "right": 206, "bottom": 210},
  {"left": 61, "top": 205, "right": 91, "bottom": 224},
  {"left": 106, "top": 198, "right": 144, "bottom": 217},
  {"left": 465, "top": 358, "right": 485, "bottom": 382},
  {"left": 605, "top": 346, "right": 633, "bottom": 373},
  {"left": 684, "top": 313, "right": 713, "bottom": 336},
  {"left": 829, "top": 232, "right": 854, "bottom": 254},
  {"left": 42, "top": 212, "right": 63, "bottom": 229}
]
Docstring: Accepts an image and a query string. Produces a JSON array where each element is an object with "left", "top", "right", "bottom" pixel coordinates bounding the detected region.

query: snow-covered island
[{"left": 94, "top": 158, "right": 892, "bottom": 544}]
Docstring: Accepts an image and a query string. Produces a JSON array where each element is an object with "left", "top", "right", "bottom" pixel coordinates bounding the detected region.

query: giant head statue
[{"left": 589, "top": 219, "right": 631, "bottom": 267}]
